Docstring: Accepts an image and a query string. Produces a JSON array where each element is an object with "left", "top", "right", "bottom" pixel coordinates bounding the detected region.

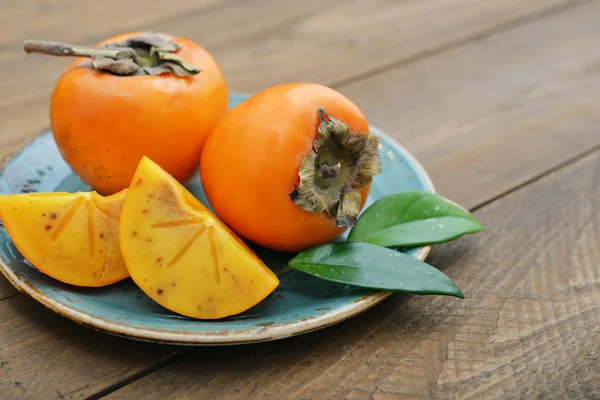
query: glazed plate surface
[{"left": 0, "top": 93, "right": 434, "bottom": 345}]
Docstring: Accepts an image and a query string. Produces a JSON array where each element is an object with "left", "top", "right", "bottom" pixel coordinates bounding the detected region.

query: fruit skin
[
  {"left": 0, "top": 190, "right": 128, "bottom": 287},
  {"left": 50, "top": 32, "right": 228, "bottom": 195},
  {"left": 119, "top": 157, "right": 279, "bottom": 319},
  {"left": 200, "top": 83, "right": 372, "bottom": 252}
]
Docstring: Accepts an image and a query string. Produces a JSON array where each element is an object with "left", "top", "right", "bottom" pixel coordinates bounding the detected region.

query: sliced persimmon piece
[
  {"left": 0, "top": 190, "right": 128, "bottom": 287},
  {"left": 119, "top": 157, "right": 279, "bottom": 319}
]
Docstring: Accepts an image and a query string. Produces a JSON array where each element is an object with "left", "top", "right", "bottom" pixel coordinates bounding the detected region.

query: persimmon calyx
[
  {"left": 290, "top": 109, "right": 382, "bottom": 227},
  {"left": 23, "top": 33, "right": 201, "bottom": 77}
]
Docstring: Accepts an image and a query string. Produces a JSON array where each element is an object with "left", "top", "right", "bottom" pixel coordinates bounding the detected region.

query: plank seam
[
  {"left": 331, "top": 0, "right": 597, "bottom": 90},
  {"left": 85, "top": 350, "right": 192, "bottom": 400},
  {"left": 0, "top": 292, "right": 18, "bottom": 302},
  {"left": 470, "top": 144, "right": 600, "bottom": 213}
]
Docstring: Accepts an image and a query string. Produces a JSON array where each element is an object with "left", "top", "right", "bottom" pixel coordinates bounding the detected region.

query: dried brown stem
[
  {"left": 23, "top": 35, "right": 202, "bottom": 77},
  {"left": 23, "top": 40, "right": 137, "bottom": 60}
]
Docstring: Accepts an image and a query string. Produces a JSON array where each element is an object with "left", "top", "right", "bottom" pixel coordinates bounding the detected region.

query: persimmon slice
[
  {"left": 119, "top": 157, "right": 279, "bottom": 319},
  {"left": 0, "top": 190, "right": 128, "bottom": 287}
]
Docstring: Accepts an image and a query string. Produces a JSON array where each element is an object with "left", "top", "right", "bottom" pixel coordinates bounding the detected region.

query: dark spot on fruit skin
[
  {"left": 146, "top": 238, "right": 152, "bottom": 242},
  {"left": 156, "top": 182, "right": 179, "bottom": 209},
  {"left": 142, "top": 209, "right": 149, "bottom": 214},
  {"left": 44, "top": 225, "right": 52, "bottom": 231},
  {"left": 156, "top": 257, "right": 162, "bottom": 263},
  {"left": 157, "top": 288, "right": 163, "bottom": 295},
  {"left": 208, "top": 296, "right": 214, "bottom": 303},
  {"left": 42, "top": 213, "right": 46, "bottom": 217},
  {"left": 232, "top": 275, "right": 236, "bottom": 280},
  {"left": 144, "top": 278, "right": 148, "bottom": 282},
  {"left": 136, "top": 178, "right": 143, "bottom": 186},
  {"left": 50, "top": 213, "right": 57, "bottom": 220},
  {"left": 93, "top": 272, "right": 96, "bottom": 277},
  {"left": 131, "top": 231, "right": 138, "bottom": 237},
  {"left": 171, "top": 281, "right": 176, "bottom": 287},
  {"left": 68, "top": 255, "right": 72, "bottom": 260},
  {"left": 99, "top": 233, "right": 105, "bottom": 239},
  {"left": 224, "top": 268, "right": 228, "bottom": 272}
]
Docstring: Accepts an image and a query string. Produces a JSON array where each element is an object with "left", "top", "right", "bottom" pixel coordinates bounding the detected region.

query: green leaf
[
  {"left": 348, "top": 191, "right": 483, "bottom": 248},
  {"left": 288, "top": 242, "right": 463, "bottom": 298}
]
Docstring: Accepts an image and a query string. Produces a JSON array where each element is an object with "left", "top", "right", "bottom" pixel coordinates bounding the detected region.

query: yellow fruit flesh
[
  {"left": 119, "top": 157, "right": 279, "bottom": 319},
  {"left": 0, "top": 191, "right": 128, "bottom": 287}
]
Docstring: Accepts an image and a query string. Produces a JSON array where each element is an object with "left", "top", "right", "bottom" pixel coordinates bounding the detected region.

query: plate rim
[{"left": 0, "top": 118, "right": 435, "bottom": 346}]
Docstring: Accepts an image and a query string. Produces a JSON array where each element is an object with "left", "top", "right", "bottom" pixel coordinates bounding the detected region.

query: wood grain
[
  {"left": 0, "top": 0, "right": 231, "bottom": 48},
  {"left": 0, "top": 0, "right": 583, "bottom": 161},
  {"left": 338, "top": 0, "right": 600, "bottom": 209},
  {"left": 0, "top": 294, "right": 188, "bottom": 400},
  {"left": 0, "top": 0, "right": 598, "bottom": 398},
  {"left": 0, "top": 278, "right": 18, "bottom": 301},
  {"left": 106, "top": 149, "right": 600, "bottom": 399}
]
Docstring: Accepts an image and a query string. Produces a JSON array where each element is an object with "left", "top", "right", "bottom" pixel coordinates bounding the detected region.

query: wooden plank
[
  {"left": 0, "top": 0, "right": 230, "bottom": 47},
  {"left": 0, "top": 0, "right": 582, "bottom": 161},
  {"left": 0, "top": 294, "right": 188, "bottom": 400},
  {"left": 0, "top": 0, "right": 598, "bottom": 398},
  {"left": 0, "top": 279, "right": 18, "bottom": 301},
  {"left": 336, "top": 0, "right": 600, "bottom": 209},
  {"left": 105, "top": 149, "right": 600, "bottom": 399}
]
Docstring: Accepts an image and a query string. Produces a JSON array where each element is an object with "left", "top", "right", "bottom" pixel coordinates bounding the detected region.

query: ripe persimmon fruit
[
  {"left": 24, "top": 32, "right": 228, "bottom": 195},
  {"left": 119, "top": 157, "right": 279, "bottom": 319},
  {"left": 0, "top": 190, "right": 128, "bottom": 287},
  {"left": 200, "top": 83, "right": 382, "bottom": 252}
]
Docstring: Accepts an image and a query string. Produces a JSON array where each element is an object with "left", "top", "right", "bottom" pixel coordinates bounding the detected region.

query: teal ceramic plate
[{"left": 0, "top": 93, "right": 434, "bottom": 345}]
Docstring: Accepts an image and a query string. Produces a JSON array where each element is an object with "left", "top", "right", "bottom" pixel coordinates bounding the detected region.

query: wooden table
[{"left": 1, "top": 0, "right": 599, "bottom": 398}]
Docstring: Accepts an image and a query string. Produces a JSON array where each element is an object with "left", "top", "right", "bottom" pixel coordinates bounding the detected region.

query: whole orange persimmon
[
  {"left": 26, "top": 32, "right": 228, "bottom": 194},
  {"left": 200, "top": 83, "right": 382, "bottom": 252}
]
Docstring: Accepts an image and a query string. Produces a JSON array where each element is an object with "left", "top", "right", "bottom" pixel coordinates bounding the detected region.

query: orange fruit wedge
[
  {"left": 0, "top": 190, "right": 128, "bottom": 287},
  {"left": 119, "top": 157, "right": 279, "bottom": 319}
]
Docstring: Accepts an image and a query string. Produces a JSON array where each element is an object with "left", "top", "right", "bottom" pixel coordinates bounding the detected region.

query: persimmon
[
  {"left": 0, "top": 190, "right": 128, "bottom": 287},
  {"left": 119, "top": 157, "right": 279, "bottom": 319},
  {"left": 24, "top": 32, "right": 228, "bottom": 195},
  {"left": 200, "top": 83, "right": 382, "bottom": 252}
]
